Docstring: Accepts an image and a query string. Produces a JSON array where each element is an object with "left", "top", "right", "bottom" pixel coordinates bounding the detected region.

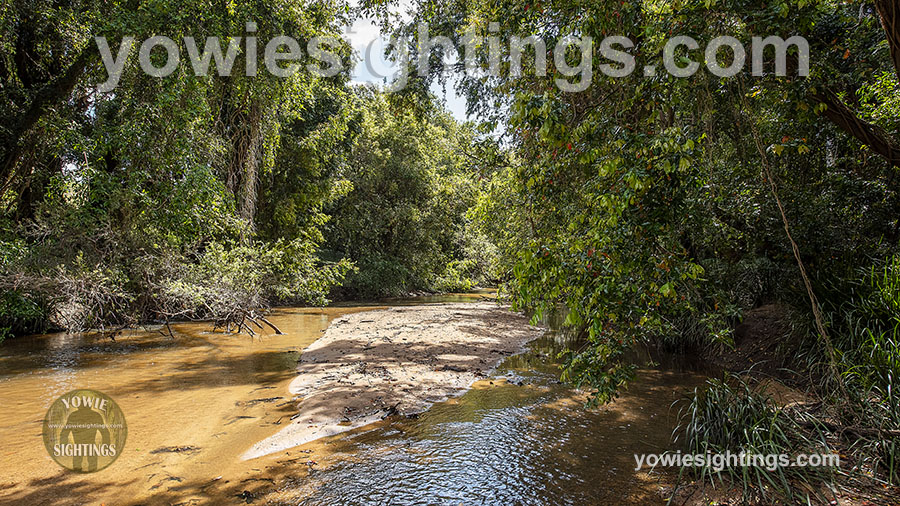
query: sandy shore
[{"left": 243, "top": 302, "right": 544, "bottom": 459}]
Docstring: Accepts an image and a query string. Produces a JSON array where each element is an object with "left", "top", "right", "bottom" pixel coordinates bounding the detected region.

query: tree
[
  {"left": 324, "top": 86, "right": 488, "bottom": 297},
  {"left": 379, "top": 0, "right": 900, "bottom": 402},
  {"left": 0, "top": 0, "right": 359, "bottom": 332}
]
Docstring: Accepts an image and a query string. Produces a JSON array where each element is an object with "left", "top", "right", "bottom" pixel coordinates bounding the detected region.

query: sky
[{"left": 342, "top": 12, "right": 470, "bottom": 122}]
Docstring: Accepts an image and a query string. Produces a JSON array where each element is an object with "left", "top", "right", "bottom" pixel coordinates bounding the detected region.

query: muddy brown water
[{"left": 0, "top": 293, "right": 707, "bottom": 505}]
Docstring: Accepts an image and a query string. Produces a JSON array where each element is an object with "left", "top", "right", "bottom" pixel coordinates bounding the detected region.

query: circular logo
[{"left": 42, "top": 389, "right": 127, "bottom": 473}]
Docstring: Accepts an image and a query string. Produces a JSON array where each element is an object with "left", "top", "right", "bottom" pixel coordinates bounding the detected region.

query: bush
[
  {"left": 0, "top": 238, "right": 353, "bottom": 335},
  {"left": 676, "top": 373, "right": 833, "bottom": 503},
  {"left": 0, "top": 290, "right": 49, "bottom": 341},
  {"left": 434, "top": 259, "right": 477, "bottom": 293},
  {"left": 332, "top": 255, "right": 420, "bottom": 299},
  {"left": 161, "top": 239, "right": 354, "bottom": 323}
]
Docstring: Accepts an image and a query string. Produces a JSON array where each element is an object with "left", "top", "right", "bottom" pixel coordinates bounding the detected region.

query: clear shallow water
[
  {"left": 272, "top": 308, "right": 709, "bottom": 506},
  {"left": 0, "top": 294, "right": 707, "bottom": 505}
]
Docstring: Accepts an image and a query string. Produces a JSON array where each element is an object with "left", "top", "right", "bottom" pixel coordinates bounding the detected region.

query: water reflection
[
  {"left": 276, "top": 306, "right": 708, "bottom": 505},
  {"left": 0, "top": 293, "right": 706, "bottom": 505}
]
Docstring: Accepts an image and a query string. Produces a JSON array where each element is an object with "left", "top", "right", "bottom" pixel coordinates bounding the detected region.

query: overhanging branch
[
  {"left": 812, "top": 89, "right": 900, "bottom": 167},
  {"left": 875, "top": 0, "right": 900, "bottom": 83}
]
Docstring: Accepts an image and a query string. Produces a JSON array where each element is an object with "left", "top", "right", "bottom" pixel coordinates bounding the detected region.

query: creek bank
[
  {"left": 703, "top": 304, "right": 797, "bottom": 381},
  {"left": 243, "top": 302, "right": 544, "bottom": 459}
]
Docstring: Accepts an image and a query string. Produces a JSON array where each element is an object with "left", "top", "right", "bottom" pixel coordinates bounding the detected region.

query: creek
[{"left": 0, "top": 292, "right": 707, "bottom": 505}]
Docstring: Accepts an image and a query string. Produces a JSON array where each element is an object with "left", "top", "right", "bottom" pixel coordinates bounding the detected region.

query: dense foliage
[
  {"left": 371, "top": 0, "right": 900, "bottom": 498},
  {"left": 3, "top": 0, "right": 900, "bottom": 499},
  {"left": 324, "top": 88, "right": 494, "bottom": 297},
  {"left": 0, "top": 0, "right": 489, "bottom": 337},
  {"left": 378, "top": 0, "right": 900, "bottom": 402}
]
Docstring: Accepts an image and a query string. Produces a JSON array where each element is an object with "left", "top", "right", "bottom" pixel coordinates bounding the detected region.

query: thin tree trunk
[
  {"left": 0, "top": 47, "right": 93, "bottom": 199},
  {"left": 240, "top": 102, "right": 262, "bottom": 229}
]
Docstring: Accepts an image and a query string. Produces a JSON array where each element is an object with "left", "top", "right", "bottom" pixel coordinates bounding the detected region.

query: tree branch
[
  {"left": 812, "top": 89, "right": 900, "bottom": 167},
  {"left": 875, "top": 0, "right": 900, "bottom": 83},
  {"left": 0, "top": 45, "right": 95, "bottom": 199}
]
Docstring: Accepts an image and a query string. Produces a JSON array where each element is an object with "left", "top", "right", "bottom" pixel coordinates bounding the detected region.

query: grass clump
[{"left": 675, "top": 373, "right": 835, "bottom": 504}]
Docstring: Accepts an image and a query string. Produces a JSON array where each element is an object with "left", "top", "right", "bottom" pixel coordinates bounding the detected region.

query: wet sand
[
  {"left": 244, "top": 303, "right": 544, "bottom": 459},
  {"left": 0, "top": 296, "right": 709, "bottom": 505},
  {"left": 0, "top": 305, "right": 380, "bottom": 505}
]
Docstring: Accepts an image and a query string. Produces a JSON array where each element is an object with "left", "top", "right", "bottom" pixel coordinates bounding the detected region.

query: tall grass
[
  {"left": 825, "top": 255, "right": 900, "bottom": 484},
  {"left": 678, "top": 252, "right": 900, "bottom": 502},
  {"left": 835, "top": 323, "right": 900, "bottom": 484},
  {"left": 675, "top": 373, "right": 835, "bottom": 504}
]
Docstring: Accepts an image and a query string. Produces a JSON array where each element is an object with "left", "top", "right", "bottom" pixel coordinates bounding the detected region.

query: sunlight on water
[
  {"left": 0, "top": 293, "right": 706, "bottom": 505},
  {"left": 270, "top": 308, "right": 709, "bottom": 505}
]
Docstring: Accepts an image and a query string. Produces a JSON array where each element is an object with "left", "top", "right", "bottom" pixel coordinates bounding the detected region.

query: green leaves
[
  {"left": 323, "top": 88, "right": 489, "bottom": 297},
  {"left": 399, "top": 0, "right": 900, "bottom": 407},
  {"left": 660, "top": 282, "right": 675, "bottom": 297}
]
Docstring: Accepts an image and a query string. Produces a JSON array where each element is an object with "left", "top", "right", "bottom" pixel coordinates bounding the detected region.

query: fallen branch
[{"left": 258, "top": 316, "right": 284, "bottom": 335}]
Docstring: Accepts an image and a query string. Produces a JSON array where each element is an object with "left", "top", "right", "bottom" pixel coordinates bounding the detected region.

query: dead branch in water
[
  {"left": 212, "top": 308, "right": 283, "bottom": 337},
  {"left": 258, "top": 316, "right": 283, "bottom": 335}
]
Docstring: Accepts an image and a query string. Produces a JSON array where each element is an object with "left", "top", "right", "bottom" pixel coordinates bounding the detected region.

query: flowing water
[{"left": 0, "top": 293, "right": 707, "bottom": 505}]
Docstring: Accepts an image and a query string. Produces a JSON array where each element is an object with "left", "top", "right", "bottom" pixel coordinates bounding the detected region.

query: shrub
[
  {"left": 676, "top": 373, "right": 834, "bottom": 503},
  {"left": 0, "top": 290, "right": 49, "bottom": 341}
]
